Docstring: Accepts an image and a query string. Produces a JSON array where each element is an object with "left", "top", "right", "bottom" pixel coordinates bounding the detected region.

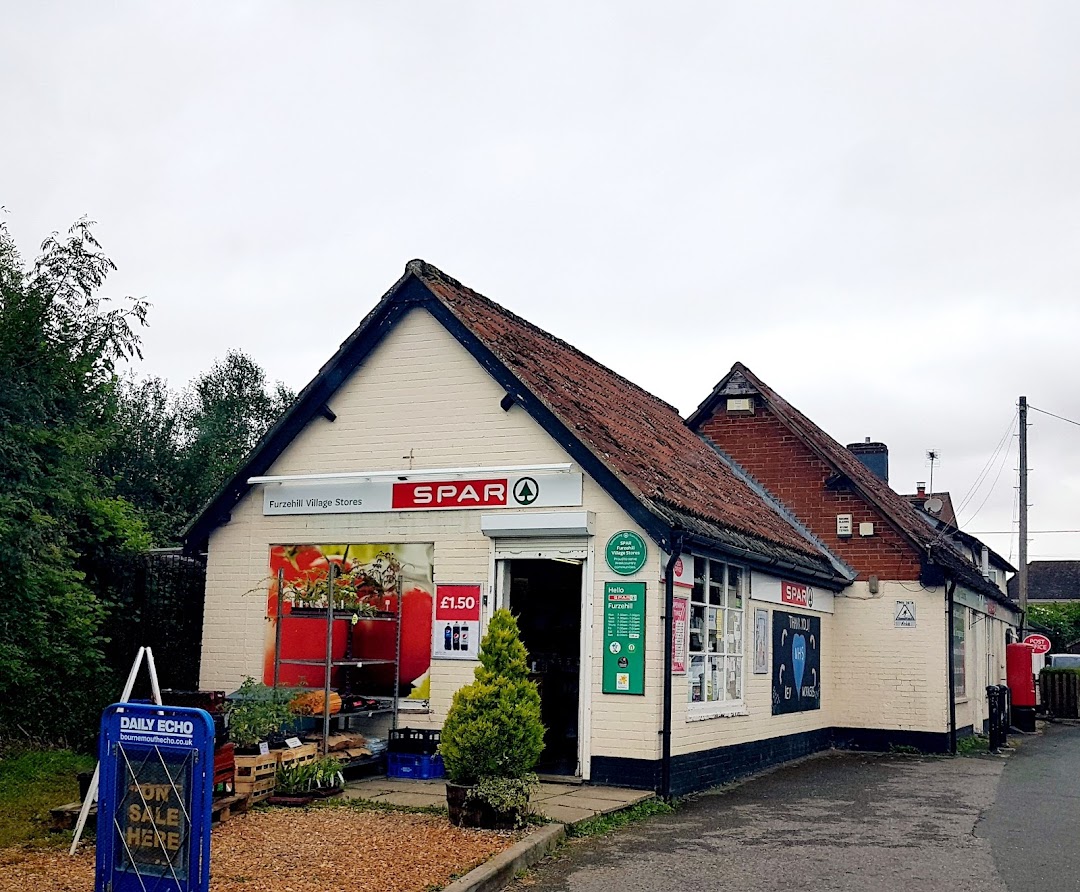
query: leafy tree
[
  {"left": 100, "top": 375, "right": 184, "bottom": 545},
  {"left": 103, "top": 354, "right": 294, "bottom": 546},
  {"left": 0, "top": 217, "right": 150, "bottom": 743},
  {"left": 175, "top": 350, "right": 294, "bottom": 529},
  {"left": 1027, "top": 603, "right": 1080, "bottom": 651}
]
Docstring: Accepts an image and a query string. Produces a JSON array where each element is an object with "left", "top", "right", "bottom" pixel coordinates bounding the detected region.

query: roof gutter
[{"left": 679, "top": 532, "right": 848, "bottom": 591}]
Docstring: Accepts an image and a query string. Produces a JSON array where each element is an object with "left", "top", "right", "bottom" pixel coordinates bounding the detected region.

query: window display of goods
[
  {"left": 289, "top": 690, "right": 343, "bottom": 716},
  {"left": 338, "top": 694, "right": 384, "bottom": 712}
]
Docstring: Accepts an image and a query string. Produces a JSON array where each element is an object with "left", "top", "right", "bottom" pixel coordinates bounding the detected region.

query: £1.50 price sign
[{"left": 433, "top": 584, "right": 482, "bottom": 661}]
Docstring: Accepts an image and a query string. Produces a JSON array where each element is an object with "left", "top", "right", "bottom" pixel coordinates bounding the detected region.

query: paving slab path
[
  {"left": 343, "top": 777, "right": 653, "bottom": 824},
  {"left": 511, "top": 749, "right": 1011, "bottom": 892}
]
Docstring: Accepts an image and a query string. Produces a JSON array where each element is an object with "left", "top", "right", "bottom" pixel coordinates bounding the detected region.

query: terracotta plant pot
[{"left": 445, "top": 783, "right": 521, "bottom": 830}]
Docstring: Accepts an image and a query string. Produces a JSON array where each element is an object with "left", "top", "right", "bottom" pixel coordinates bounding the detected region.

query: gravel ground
[{"left": 0, "top": 806, "right": 519, "bottom": 892}]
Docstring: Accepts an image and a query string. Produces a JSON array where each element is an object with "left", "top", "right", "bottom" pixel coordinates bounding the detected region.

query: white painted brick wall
[
  {"left": 830, "top": 582, "right": 949, "bottom": 733},
  {"left": 670, "top": 595, "right": 834, "bottom": 757},
  {"left": 200, "top": 307, "right": 663, "bottom": 768}
]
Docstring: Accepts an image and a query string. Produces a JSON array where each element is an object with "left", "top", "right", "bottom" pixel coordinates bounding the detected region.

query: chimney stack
[
  {"left": 846, "top": 439, "right": 889, "bottom": 483},
  {"left": 916, "top": 482, "right": 926, "bottom": 497}
]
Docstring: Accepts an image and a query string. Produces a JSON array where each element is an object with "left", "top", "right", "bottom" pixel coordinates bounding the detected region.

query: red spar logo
[{"left": 392, "top": 479, "right": 507, "bottom": 509}]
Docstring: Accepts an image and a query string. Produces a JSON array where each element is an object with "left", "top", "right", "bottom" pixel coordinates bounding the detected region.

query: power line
[
  {"left": 971, "top": 529, "right": 1080, "bottom": 535},
  {"left": 1029, "top": 405, "right": 1080, "bottom": 428},
  {"left": 954, "top": 412, "right": 1017, "bottom": 518},
  {"left": 1007, "top": 483, "right": 1019, "bottom": 564},
  {"left": 961, "top": 427, "right": 1016, "bottom": 526}
]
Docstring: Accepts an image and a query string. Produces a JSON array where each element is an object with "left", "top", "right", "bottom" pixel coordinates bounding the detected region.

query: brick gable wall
[{"left": 698, "top": 407, "right": 922, "bottom": 581}]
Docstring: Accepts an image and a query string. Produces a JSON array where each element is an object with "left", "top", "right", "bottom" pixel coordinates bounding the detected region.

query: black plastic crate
[{"left": 388, "top": 727, "right": 441, "bottom": 755}]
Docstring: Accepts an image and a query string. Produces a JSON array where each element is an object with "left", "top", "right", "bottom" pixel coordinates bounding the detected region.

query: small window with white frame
[{"left": 687, "top": 557, "right": 744, "bottom": 708}]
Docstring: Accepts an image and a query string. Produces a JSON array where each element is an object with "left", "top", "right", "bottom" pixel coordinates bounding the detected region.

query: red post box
[
  {"left": 1007, "top": 642, "right": 1036, "bottom": 706},
  {"left": 1006, "top": 642, "right": 1037, "bottom": 732}
]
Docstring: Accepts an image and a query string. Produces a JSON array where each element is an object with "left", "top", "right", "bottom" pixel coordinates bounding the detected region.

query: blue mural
[{"left": 771, "top": 610, "right": 821, "bottom": 715}]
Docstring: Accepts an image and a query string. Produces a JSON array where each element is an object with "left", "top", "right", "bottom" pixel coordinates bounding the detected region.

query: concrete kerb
[{"left": 441, "top": 823, "right": 566, "bottom": 892}]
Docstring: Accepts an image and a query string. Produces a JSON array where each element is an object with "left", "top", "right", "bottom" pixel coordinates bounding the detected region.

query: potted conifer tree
[{"left": 439, "top": 609, "right": 544, "bottom": 828}]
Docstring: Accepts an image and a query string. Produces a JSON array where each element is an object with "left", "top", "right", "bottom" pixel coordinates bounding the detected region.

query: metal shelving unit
[{"left": 272, "top": 564, "right": 402, "bottom": 766}]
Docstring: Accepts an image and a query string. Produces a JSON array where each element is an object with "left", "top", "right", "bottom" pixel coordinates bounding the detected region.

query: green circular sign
[{"left": 605, "top": 530, "right": 648, "bottom": 576}]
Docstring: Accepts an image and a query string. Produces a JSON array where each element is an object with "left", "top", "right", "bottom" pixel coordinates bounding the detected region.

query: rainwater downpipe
[
  {"left": 661, "top": 532, "right": 684, "bottom": 800},
  {"left": 946, "top": 579, "right": 958, "bottom": 755}
]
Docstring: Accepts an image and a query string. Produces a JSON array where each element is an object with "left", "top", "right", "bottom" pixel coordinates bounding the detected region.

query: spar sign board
[
  {"left": 750, "top": 572, "right": 834, "bottom": 614},
  {"left": 96, "top": 703, "right": 214, "bottom": 892},
  {"left": 263, "top": 471, "right": 583, "bottom": 516}
]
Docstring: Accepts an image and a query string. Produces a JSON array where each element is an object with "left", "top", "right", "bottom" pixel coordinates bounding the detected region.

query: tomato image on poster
[{"left": 264, "top": 543, "right": 434, "bottom": 701}]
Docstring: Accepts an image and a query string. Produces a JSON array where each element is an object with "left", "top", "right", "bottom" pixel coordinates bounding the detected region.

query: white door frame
[{"left": 490, "top": 544, "right": 592, "bottom": 780}]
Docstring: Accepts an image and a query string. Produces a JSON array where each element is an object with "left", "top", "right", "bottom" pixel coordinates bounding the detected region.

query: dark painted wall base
[
  {"left": 833, "top": 726, "right": 953, "bottom": 754},
  {"left": 592, "top": 724, "right": 961, "bottom": 795}
]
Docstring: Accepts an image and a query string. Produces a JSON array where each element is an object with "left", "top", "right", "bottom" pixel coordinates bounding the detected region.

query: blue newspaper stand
[{"left": 95, "top": 703, "right": 215, "bottom": 892}]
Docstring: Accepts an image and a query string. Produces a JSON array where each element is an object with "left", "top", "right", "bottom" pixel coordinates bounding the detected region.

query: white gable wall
[{"left": 199, "top": 306, "right": 664, "bottom": 770}]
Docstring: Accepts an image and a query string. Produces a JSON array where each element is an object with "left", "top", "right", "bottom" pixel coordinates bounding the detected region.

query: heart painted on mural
[{"left": 791, "top": 634, "right": 807, "bottom": 695}]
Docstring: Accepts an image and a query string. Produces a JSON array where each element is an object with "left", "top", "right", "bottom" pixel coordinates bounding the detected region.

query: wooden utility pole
[{"left": 1019, "top": 396, "right": 1028, "bottom": 634}]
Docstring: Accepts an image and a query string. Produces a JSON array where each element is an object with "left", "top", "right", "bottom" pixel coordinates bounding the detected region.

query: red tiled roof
[
  {"left": 688, "top": 362, "right": 1009, "bottom": 602},
  {"left": 186, "top": 262, "right": 842, "bottom": 580},
  {"left": 901, "top": 491, "right": 958, "bottom": 527},
  {"left": 411, "top": 263, "right": 829, "bottom": 564}
]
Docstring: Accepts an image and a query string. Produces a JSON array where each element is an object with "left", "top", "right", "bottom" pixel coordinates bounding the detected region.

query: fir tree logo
[{"left": 512, "top": 477, "right": 539, "bottom": 505}]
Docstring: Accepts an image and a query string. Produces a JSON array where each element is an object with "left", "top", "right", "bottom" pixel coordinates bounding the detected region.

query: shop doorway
[{"left": 506, "top": 558, "right": 583, "bottom": 776}]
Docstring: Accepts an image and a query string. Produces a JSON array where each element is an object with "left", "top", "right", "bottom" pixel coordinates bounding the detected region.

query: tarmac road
[
  {"left": 512, "top": 748, "right": 1011, "bottom": 892},
  {"left": 978, "top": 722, "right": 1080, "bottom": 892}
]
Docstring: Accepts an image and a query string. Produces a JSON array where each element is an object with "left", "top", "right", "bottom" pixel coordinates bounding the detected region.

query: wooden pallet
[
  {"left": 212, "top": 792, "right": 250, "bottom": 823},
  {"left": 50, "top": 801, "right": 94, "bottom": 832},
  {"left": 52, "top": 794, "right": 250, "bottom": 831},
  {"left": 234, "top": 751, "right": 276, "bottom": 783},
  {"left": 277, "top": 742, "right": 318, "bottom": 768},
  {"left": 234, "top": 775, "right": 275, "bottom": 805}
]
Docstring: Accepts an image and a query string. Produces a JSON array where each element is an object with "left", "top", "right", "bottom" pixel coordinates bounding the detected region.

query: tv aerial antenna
[{"left": 926, "top": 449, "right": 940, "bottom": 496}]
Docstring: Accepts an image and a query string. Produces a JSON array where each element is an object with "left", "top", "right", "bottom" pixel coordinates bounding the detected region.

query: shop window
[
  {"left": 688, "top": 557, "right": 744, "bottom": 709},
  {"left": 952, "top": 603, "right": 966, "bottom": 698}
]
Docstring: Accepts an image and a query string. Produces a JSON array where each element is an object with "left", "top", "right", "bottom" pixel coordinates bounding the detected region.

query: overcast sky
[{"left": 4, "top": 2, "right": 1078, "bottom": 564}]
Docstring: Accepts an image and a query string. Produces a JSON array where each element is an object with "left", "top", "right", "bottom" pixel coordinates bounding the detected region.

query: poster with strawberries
[{"left": 264, "top": 543, "right": 434, "bottom": 702}]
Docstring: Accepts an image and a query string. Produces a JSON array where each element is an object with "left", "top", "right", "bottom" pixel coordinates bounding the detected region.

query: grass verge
[
  {"left": 565, "top": 798, "right": 675, "bottom": 838},
  {"left": 0, "top": 748, "right": 96, "bottom": 848},
  {"left": 956, "top": 734, "right": 990, "bottom": 755}
]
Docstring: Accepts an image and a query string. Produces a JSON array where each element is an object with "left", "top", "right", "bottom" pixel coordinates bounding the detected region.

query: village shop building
[
  {"left": 688, "top": 364, "right": 1021, "bottom": 746},
  {"left": 185, "top": 261, "right": 1016, "bottom": 796}
]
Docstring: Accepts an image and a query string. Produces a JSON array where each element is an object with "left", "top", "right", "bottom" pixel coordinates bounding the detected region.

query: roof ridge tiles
[
  {"left": 185, "top": 261, "right": 846, "bottom": 583},
  {"left": 689, "top": 362, "right": 1009, "bottom": 601},
  {"left": 410, "top": 260, "right": 683, "bottom": 416}
]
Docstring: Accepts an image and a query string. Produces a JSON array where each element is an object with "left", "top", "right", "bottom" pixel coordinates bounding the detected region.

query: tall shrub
[
  {"left": 0, "top": 218, "right": 149, "bottom": 745},
  {"left": 440, "top": 610, "right": 544, "bottom": 786}
]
